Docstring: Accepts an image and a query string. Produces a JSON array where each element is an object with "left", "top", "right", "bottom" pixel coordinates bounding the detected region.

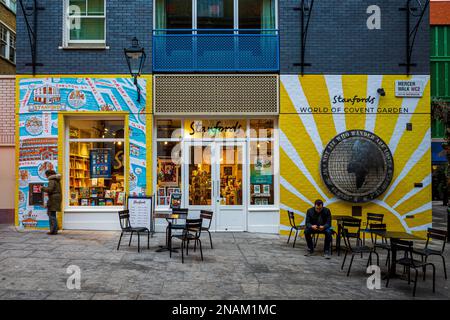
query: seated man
[{"left": 304, "top": 199, "right": 333, "bottom": 259}]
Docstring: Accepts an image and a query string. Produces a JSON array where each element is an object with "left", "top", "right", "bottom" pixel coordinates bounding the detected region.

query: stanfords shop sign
[{"left": 185, "top": 120, "right": 245, "bottom": 139}]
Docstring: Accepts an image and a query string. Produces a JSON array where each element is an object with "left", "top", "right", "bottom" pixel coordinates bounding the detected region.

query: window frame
[
  {"left": 0, "top": 22, "right": 15, "bottom": 64},
  {"left": 65, "top": 117, "right": 126, "bottom": 210},
  {"left": 63, "top": 0, "right": 107, "bottom": 47},
  {"left": 153, "top": 0, "right": 278, "bottom": 30},
  {"left": 153, "top": 118, "right": 280, "bottom": 211}
]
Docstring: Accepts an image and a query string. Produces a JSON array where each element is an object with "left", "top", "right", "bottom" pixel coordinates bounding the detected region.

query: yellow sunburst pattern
[{"left": 279, "top": 75, "right": 431, "bottom": 237}]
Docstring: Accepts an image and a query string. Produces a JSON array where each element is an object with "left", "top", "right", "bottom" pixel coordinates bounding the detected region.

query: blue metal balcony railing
[{"left": 152, "top": 29, "right": 280, "bottom": 72}]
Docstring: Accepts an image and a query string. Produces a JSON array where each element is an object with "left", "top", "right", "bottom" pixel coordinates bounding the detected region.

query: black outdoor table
[
  {"left": 154, "top": 213, "right": 184, "bottom": 253},
  {"left": 369, "top": 230, "right": 426, "bottom": 278},
  {"left": 332, "top": 215, "right": 361, "bottom": 256}
]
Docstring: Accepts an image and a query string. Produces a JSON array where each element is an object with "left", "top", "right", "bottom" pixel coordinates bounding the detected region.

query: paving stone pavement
[{"left": 0, "top": 205, "right": 448, "bottom": 300}]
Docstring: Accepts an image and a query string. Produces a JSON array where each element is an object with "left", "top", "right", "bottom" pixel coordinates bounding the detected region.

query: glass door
[
  {"left": 214, "top": 142, "right": 246, "bottom": 231},
  {"left": 187, "top": 142, "right": 213, "bottom": 207}
]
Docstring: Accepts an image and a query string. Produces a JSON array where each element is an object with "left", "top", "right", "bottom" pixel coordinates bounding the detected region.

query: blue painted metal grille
[{"left": 152, "top": 29, "right": 279, "bottom": 72}]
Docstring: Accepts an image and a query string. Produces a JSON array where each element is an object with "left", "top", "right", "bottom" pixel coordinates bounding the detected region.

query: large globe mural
[{"left": 320, "top": 130, "right": 394, "bottom": 203}]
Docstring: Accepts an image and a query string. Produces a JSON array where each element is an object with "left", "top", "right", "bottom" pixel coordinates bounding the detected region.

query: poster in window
[
  {"left": 250, "top": 157, "right": 273, "bottom": 185},
  {"left": 90, "top": 148, "right": 112, "bottom": 178},
  {"left": 169, "top": 193, "right": 182, "bottom": 209},
  {"left": 158, "top": 159, "right": 179, "bottom": 187}
]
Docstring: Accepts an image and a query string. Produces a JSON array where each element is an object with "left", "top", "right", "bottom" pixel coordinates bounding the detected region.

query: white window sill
[
  {"left": 64, "top": 206, "right": 124, "bottom": 213},
  {"left": 248, "top": 207, "right": 279, "bottom": 212},
  {"left": 59, "top": 45, "right": 110, "bottom": 50}
]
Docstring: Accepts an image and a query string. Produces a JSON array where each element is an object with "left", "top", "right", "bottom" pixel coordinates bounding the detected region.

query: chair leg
[
  {"left": 441, "top": 255, "right": 447, "bottom": 279},
  {"left": 375, "top": 251, "right": 379, "bottom": 266},
  {"left": 208, "top": 231, "right": 213, "bottom": 249},
  {"left": 287, "top": 228, "right": 293, "bottom": 244},
  {"left": 128, "top": 231, "right": 133, "bottom": 246},
  {"left": 194, "top": 239, "right": 197, "bottom": 252},
  {"left": 199, "top": 239, "right": 203, "bottom": 261},
  {"left": 117, "top": 231, "right": 123, "bottom": 250},
  {"left": 137, "top": 232, "right": 140, "bottom": 253},
  {"left": 181, "top": 240, "right": 184, "bottom": 264},
  {"left": 347, "top": 254, "right": 355, "bottom": 276},
  {"left": 147, "top": 230, "right": 150, "bottom": 249},
  {"left": 432, "top": 264, "right": 436, "bottom": 292},
  {"left": 341, "top": 251, "right": 348, "bottom": 270},
  {"left": 413, "top": 269, "right": 418, "bottom": 297},
  {"left": 386, "top": 263, "right": 391, "bottom": 288},
  {"left": 408, "top": 266, "right": 411, "bottom": 285},
  {"left": 423, "top": 264, "right": 427, "bottom": 281},
  {"left": 385, "top": 250, "right": 390, "bottom": 266},
  {"left": 293, "top": 229, "right": 298, "bottom": 248}
]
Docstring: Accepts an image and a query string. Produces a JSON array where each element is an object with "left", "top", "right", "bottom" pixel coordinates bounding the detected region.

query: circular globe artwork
[{"left": 320, "top": 130, "right": 394, "bottom": 203}]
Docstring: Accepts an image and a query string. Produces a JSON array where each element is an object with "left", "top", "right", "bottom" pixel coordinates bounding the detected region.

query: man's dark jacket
[{"left": 305, "top": 207, "right": 332, "bottom": 229}]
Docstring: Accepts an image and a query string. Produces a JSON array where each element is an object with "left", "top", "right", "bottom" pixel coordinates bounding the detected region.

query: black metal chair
[
  {"left": 117, "top": 210, "right": 150, "bottom": 253},
  {"left": 167, "top": 208, "right": 188, "bottom": 236},
  {"left": 313, "top": 228, "right": 337, "bottom": 255},
  {"left": 287, "top": 210, "right": 305, "bottom": 248},
  {"left": 170, "top": 218, "right": 204, "bottom": 263},
  {"left": 369, "top": 223, "right": 391, "bottom": 267},
  {"left": 413, "top": 228, "right": 447, "bottom": 280},
  {"left": 200, "top": 210, "right": 214, "bottom": 249},
  {"left": 362, "top": 213, "right": 384, "bottom": 245},
  {"left": 386, "top": 239, "right": 436, "bottom": 297},
  {"left": 340, "top": 219, "right": 379, "bottom": 276}
]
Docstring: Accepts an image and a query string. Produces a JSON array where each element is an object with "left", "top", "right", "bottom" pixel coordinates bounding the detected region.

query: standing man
[
  {"left": 41, "top": 170, "right": 62, "bottom": 235},
  {"left": 304, "top": 199, "right": 333, "bottom": 258}
]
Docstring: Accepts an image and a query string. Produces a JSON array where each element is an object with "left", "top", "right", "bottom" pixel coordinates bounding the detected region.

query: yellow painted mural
[{"left": 279, "top": 75, "right": 431, "bottom": 237}]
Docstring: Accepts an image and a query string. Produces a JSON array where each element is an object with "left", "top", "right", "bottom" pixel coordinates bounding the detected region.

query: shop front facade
[{"left": 15, "top": 0, "right": 432, "bottom": 236}]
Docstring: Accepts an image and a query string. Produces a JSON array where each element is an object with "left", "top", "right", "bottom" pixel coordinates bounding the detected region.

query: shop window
[
  {"left": 156, "top": 119, "right": 182, "bottom": 139},
  {"left": 65, "top": 0, "right": 106, "bottom": 47},
  {"left": 156, "top": 141, "right": 182, "bottom": 207},
  {"left": 250, "top": 140, "right": 274, "bottom": 206},
  {"left": 250, "top": 119, "right": 274, "bottom": 139},
  {"left": 68, "top": 119, "right": 125, "bottom": 207}
]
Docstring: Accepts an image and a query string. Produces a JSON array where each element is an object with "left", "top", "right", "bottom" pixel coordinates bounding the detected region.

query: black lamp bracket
[
  {"left": 19, "top": 0, "right": 45, "bottom": 76},
  {"left": 293, "top": 0, "right": 314, "bottom": 76},
  {"left": 398, "top": 0, "right": 429, "bottom": 75}
]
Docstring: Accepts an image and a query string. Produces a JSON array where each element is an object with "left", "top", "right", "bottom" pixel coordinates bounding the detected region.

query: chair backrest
[
  {"left": 172, "top": 208, "right": 189, "bottom": 219},
  {"left": 391, "top": 238, "right": 415, "bottom": 266},
  {"left": 287, "top": 211, "right": 296, "bottom": 227},
  {"left": 369, "top": 223, "right": 387, "bottom": 244},
  {"left": 426, "top": 228, "right": 447, "bottom": 253},
  {"left": 366, "top": 213, "right": 384, "bottom": 227},
  {"left": 341, "top": 219, "right": 362, "bottom": 250},
  {"left": 118, "top": 210, "right": 131, "bottom": 230},
  {"left": 200, "top": 210, "right": 213, "bottom": 229},
  {"left": 185, "top": 218, "right": 203, "bottom": 238}
]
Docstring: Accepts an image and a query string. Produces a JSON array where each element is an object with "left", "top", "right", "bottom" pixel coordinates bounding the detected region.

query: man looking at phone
[{"left": 304, "top": 199, "right": 333, "bottom": 259}]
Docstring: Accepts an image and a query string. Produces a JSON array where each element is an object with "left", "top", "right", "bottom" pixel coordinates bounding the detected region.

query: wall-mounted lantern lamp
[
  {"left": 124, "top": 37, "right": 146, "bottom": 103},
  {"left": 377, "top": 88, "right": 386, "bottom": 96}
]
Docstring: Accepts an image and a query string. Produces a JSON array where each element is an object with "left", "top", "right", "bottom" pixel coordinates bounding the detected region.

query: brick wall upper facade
[
  {"left": 0, "top": 77, "right": 15, "bottom": 145},
  {"left": 16, "top": 0, "right": 152, "bottom": 75},
  {"left": 279, "top": 0, "right": 430, "bottom": 75},
  {"left": 16, "top": 1, "right": 430, "bottom": 75}
]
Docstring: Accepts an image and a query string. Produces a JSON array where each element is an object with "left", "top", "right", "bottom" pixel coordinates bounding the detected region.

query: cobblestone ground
[{"left": 0, "top": 204, "right": 448, "bottom": 300}]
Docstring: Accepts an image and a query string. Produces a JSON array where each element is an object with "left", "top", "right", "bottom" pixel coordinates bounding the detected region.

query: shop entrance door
[{"left": 185, "top": 141, "right": 246, "bottom": 232}]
